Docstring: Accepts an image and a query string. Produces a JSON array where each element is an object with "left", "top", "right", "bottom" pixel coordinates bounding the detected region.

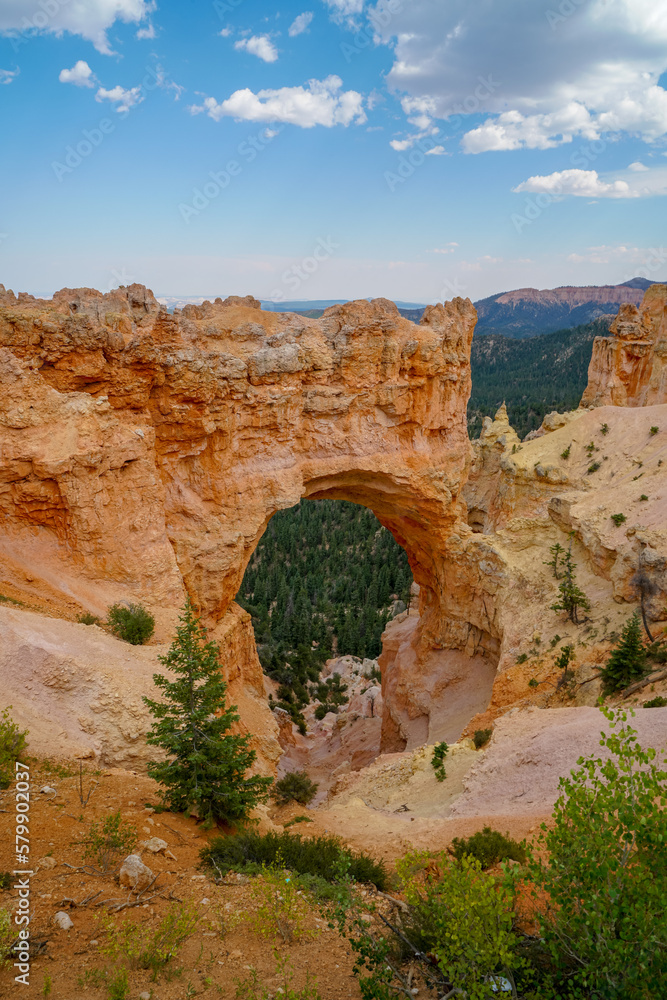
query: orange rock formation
[
  {"left": 581, "top": 283, "right": 667, "bottom": 406},
  {"left": 0, "top": 283, "right": 480, "bottom": 759}
]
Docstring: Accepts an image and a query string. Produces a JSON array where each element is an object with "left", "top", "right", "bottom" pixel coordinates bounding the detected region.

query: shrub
[
  {"left": 451, "top": 826, "right": 527, "bottom": 868},
  {"left": 0, "top": 872, "right": 10, "bottom": 891},
  {"left": 650, "top": 425, "right": 658, "bottom": 435},
  {"left": 201, "top": 830, "right": 389, "bottom": 890},
  {"left": 587, "top": 461, "right": 601, "bottom": 474},
  {"left": 639, "top": 494, "right": 649, "bottom": 501},
  {"left": 611, "top": 512, "right": 627, "bottom": 527},
  {"left": 249, "top": 866, "right": 314, "bottom": 944},
  {"left": 473, "top": 728, "right": 492, "bottom": 749},
  {"left": 647, "top": 642, "right": 667, "bottom": 664},
  {"left": 0, "top": 707, "right": 28, "bottom": 788},
  {"left": 77, "top": 612, "right": 101, "bottom": 626},
  {"left": 600, "top": 611, "right": 647, "bottom": 693},
  {"left": 560, "top": 444, "right": 571, "bottom": 459},
  {"left": 283, "top": 815, "right": 313, "bottom": 828},
  {"left": 516, "top": 652, "right": 528, "bottom": 664},
  {"left": 400, "top": 852, "right": 526, "bottom": 999},
  {"left": 600, "top": 423, "right": 609, "bottom": 435},
  {"left": 527, "top": 706, "right": 667, "bottom": 998},
  {"left": 431, "top": 741, "right": 448, "bottom": 782},
  {"left": 644, "top": 695, "right": 667, "bottom": 708},
  {"left": 144, "top": 599, "right": 272, "bottom": 825},
  {"left": 0, "top": 908, "right": 14, "bottom": 967},
  {"left": 107, "top": 603, "right": 155, "bottom": 645},
  {"left": 272, "top": 771, "right": 318, "bottom": 807},
  {"left": 528, "top": 677, "right": 539, "bottom": 688},
  {"left": 100, "top": 900, "right": 199, "bottom": 979},
  {"left": 235, "top": 949, "right": 321, "bottom": 1000},
  {"left": 82, "top": 810, "right": 137, "bottom": 872}
]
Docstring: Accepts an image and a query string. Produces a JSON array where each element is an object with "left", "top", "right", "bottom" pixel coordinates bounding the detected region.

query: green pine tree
[
  {"left": 143, "top": 599, "right": 272, "bottom": 825},
  {"left": 550, "top": 544, "right": 591, "bottom": 624},
  {"left": 600, "top": 611, "right": 648, "bottom": 694}
]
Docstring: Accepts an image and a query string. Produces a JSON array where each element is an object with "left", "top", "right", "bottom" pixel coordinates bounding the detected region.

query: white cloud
[
  {"left": 219, "top": 27, "right": 233, "bottom": 37},
  {"left": 513, "top": 169, "right": 635, "bottom": 199},
  {"left": 0, "top": 68, "right": 19, "bottom": 85},
  {"left": 289, "top": 12, "right": 314, "bottom": 37},
  {"left": 0, "top": 0, "right": 155, "bottom": 55},
  {"left": 368, "top": 0, "right": 667, "bottom": 151},
  {"left": 431, "top": 244, "right": 458, "bottom": 254},
  {"left": 425, "top": 145, "right": 446, "bottom": 155},
  {"left": 59, "top": 60, "right": 95, "bottom": 88},
  {"left": 234, "top": 34, "right": 278, "bottom": 63},
  {"left": 95, "top": 84, "right": 144, "bottom": 113},
  {"left": 628, "top": 161, "right": 649, "bottom": 172},
  {"left": 323, "top": 0, "right": 364, "bottom": 21},
  {"left": 189, "top": 76, "right": 366, "bottom": 128},
  {"left": 136, "top": 23, "right": 155, "bottom": 39}
]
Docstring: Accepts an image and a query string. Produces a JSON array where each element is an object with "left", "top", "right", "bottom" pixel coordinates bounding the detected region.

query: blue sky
[{"left": 1, "top": 0, "right": 666, "bottom": 303}]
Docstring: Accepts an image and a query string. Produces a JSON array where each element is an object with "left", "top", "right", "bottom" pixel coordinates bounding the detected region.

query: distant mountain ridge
[
  {"left": 473, "top": 278, "right": 663, "bottom": 338},
  {"left": 156, "top": 279, "right": 664, "bottom": 337}
]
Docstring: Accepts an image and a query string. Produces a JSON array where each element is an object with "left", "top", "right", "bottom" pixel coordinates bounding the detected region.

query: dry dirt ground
[{"left": 3, "top": 698, "right": 667, "bottom": 999}]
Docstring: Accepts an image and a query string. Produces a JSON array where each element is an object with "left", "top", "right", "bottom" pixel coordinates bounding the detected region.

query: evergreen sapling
[
  {"left": 600, "top": 611, "right": 647, "bottom": 694},
  {"left": 143, "top": 599, "right": 272, "bottom": 825}
]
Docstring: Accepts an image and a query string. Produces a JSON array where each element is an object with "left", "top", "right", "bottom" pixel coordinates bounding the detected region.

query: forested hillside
[
  {"left": 468, "top": 316, "right": 612, "bottom": 439},
  {"left": 237, "top": 500, "right": 413, "bottom": 728}
]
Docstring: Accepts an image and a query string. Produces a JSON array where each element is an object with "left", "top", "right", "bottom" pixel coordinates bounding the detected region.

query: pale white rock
[
  {"left": 54, "top": 911, "right": 73, "bottom": 930},
  {"left": 119, "top": 854, "right": 154, "bottom": 893},
  {"left": 141, "top": 837, "right": 168, "bottom": 854},
  {"left": 37, "top": 856, "right": 57, "bottom": 869}
]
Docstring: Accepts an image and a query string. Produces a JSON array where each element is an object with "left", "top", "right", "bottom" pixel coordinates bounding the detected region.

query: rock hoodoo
[{"left": 581, "top": 283, "right": 667, "bottom": 407}]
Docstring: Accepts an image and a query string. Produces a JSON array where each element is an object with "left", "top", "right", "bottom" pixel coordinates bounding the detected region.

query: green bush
[
  {"left": 201, "top": 830, "right": 389, "bottom": 890},
  {"left": 82, "top": 809, "right": 137, "bottom": 872},
  {"left": 107, "top": 603, "right": 155, "bottom": 645},
  {"left": 587, "top": 461, "right": 601, "bottom": 474},
  {"left": 100, "top": 900, "right": 199, "bottom": 978},
  {"left": 0, "top": 707, "right": 28, "bottom": 789},
  {"left": 77, "top": 612, "right": 101, "bottom": 626},
  {"left": 527, "top": 706, "right": 667, "bottom": 998},
  {"left": 610, "top": 512, "right": 627, "bottom": 527},
  {"left": 473, "top": 728, "right": 492, "bottom": 749},
  {"left": 0, "top": 908, "right": 14, "bottom": 967},
  {"left": 431, "top": 741, "right": 448, "bottom": 781},
  {"left": 650, "top": 425, "right": 658, "bottom": 435},
  {"left": 451, "top": 826, "right": 527, "bottom": 869},
  {"left": 644, "top": 695, "right": 667, "bottom": 708},
  {"left": 271, "top": 771, "right": 318, "bottom": 807}
]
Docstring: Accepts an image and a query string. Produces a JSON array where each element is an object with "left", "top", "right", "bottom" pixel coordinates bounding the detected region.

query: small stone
[
  {"left": 54, "top": 911, "right": 74, "bottom": 930},
  {"left": 200, "top": 897, "right": 210, "bottom": 905},
  {"left": 190, "top": 874, "right": 206, "bottom": 881},
  {"left": 165, "top": 850, "right": 177, "bottom": 861},
  {"left": 89, "top": 940, "right": 99, "bottom": 946},
  {"left": 139, "top": 992, "right": 151, "bottom": 1000},
  {"left": 37, "top": 856, "right": 57, "bottom": 869},
  {"left": 119, "top": 854, "right": 154, "bottom": 893},
  {"left": 40, "top": 786, "right": 57, "bottom": 795},
  {"left": 141, "top": 837, "right": 168, "bottom": 854}
]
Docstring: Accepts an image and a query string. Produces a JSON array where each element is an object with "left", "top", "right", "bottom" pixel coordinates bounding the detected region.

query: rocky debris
[
  {"left": 119, "top": 854, "right": 154, "bottom": 893},
  {"left": 53, "top": 911, "right": 74, "bottom": 930},
  {"left": 37, "top": 857, "right": 57, "bottom": 870},
  {"left": 39, "top": 786, "right": 57, "bottom": 795}
]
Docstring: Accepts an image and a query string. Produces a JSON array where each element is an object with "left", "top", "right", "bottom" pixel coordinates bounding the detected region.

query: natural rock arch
[{"left": 0, "top": 284, "right": 502, "bottom": 752}]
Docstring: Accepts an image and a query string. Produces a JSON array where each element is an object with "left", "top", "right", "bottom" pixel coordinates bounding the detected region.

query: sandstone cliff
[
  {"left": 0, "top": 283, "right": 478, "bottom": 765},
  {"left": 581, "top": 283, "right": 667, "bottom": 406}
]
